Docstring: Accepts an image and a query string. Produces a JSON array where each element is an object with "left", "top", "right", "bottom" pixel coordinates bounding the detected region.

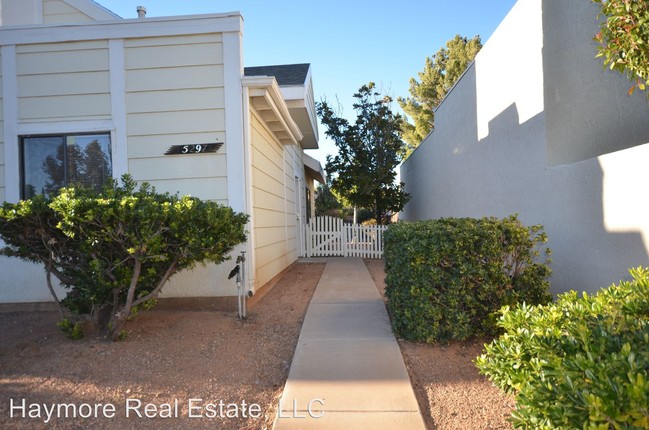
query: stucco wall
[
  {"left": 401, "top": 0, "right": 649, "bottom": 294},
  {"left": 250, "top": 112, "right": 300, "bottom": 289},
  {"left": 543, "top": 0, "right": 649, "bottom": 165}
]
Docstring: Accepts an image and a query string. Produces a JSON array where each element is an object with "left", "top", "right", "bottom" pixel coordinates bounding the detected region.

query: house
[
  {"left": 0, "top": 0, "right": 325, "bottom": 308},
  {"left": 401, "top": 0, "right": 649, "bottom": 294}
]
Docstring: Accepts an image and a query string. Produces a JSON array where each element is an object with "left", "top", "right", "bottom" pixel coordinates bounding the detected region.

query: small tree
[
  {"left": 317, "top": 83, "right": 409, "bottom": 225},
  {"left": 314, "top": 182, "right": 342, "bottom": 217},
  {"left": 398, "top": 34, "right": 482, "bottom": 154},
  {"left": 0, "top": 176, "right": 248, "bottom": 340},
  {"left": 594, "top": 0, "right": 649, "bottom": 98}
]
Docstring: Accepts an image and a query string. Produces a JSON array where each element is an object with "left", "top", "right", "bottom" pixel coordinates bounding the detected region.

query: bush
[
  {"left": 476, "top": 267, "right": 649, "bottom": 429},
  {"left": 593, "top": 0, "right": 649, "bottom": 98},
  {"left": 384, "top": 216, "right": 551, "bottom": 343},
  {"left": 0, "top": 175, "right": 248, "bottom": 340},
  {"left": 384, "top": 215, "right": 551, "bottom": 343}
]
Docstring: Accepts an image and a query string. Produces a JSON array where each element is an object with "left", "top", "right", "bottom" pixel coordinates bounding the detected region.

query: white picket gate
[{"left": 303, "top": 216, "right": 387, "bottom": 258}]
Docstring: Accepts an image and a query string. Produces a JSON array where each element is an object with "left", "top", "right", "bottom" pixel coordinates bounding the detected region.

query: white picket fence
[{"left": 303, "top": 216, "right": 387, "bottom": 258}]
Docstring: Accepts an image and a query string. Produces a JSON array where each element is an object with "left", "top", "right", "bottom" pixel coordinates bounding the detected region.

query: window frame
[{"left": 19, "top": 131, "right": 112, "bottom": 200}]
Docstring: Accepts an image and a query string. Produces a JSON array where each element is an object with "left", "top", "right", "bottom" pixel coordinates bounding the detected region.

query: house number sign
[{"left": 164, "top": 142, "right": 223, "bottom": 155}]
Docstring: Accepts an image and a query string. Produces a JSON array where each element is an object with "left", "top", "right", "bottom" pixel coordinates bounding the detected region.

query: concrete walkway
[{"left": 273, "top": 257, "right": 426, "bottom": 429}]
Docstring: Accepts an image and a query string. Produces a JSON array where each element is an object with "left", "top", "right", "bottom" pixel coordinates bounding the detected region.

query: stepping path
[{"left": 273, "top": 257, "right": 426, "bottom": 429}]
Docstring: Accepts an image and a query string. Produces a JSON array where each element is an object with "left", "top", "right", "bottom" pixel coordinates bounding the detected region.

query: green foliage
[
  {"left": 317, "top": 82, "right": 410, "bottom": 225},
  {"left": 594, "top": 0, "right": 649, "bottom": 98},
  {"left": 314, "top": 182, "right": 342, "bottom": 217},
  {"left": 398, "top": 34, "right": 482, "bottom": 154},
  {"left": 384, "top": 215, "right": 551, "bottom": 343},
  {"left": 57, "top": 318, "right": 84, "bottom": 340},
  {"left": 476, "top": 267, "right": 649, "bottom": 429},
  {"left": 0, "top": 175, "right": 248, "bottom": 340}
]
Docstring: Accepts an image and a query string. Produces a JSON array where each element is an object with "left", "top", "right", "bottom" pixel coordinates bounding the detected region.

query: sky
[{"left": 96, "top": 0, "right": 519, "bottom": 166}]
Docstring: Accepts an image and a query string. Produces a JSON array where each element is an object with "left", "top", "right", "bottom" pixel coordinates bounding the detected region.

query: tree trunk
[
  {"left": 45, "top": 261, "right": 66, "bottom": 317},
  {"left": 108, "top": 257, "right": 142, "bottom": 341}
]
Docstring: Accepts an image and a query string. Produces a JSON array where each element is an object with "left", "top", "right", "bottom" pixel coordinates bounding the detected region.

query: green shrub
[
  {"left": 57, "top": 318, "right": 84, "bottom": 340},
  {"left": 0, "top": 175, "right": 248, "bottom": 340},
  {"left": 384, "top": 215, "right": 551, "bottom": 343},
  {"left": 593, "top": 0, "right": 649, "bottom": 98},
  {"left": 476, "top": 267, "right": 649, "bottom": 429}
]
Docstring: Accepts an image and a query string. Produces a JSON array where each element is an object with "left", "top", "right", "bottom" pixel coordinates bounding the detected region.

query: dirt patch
[
  {"left": 0, "top": 262, "right": 325, "bottom": 430},
  {"left": 364, "top": 258, "right": 515, "bottom": 430}
]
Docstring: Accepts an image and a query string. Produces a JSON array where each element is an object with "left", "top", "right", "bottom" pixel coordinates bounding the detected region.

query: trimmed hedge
[
  {"left": 476, "top": 267, "right": 649, "bottom": 429},
  {"left": 384, "top": 215, "right": 552, "bottom": 342}
]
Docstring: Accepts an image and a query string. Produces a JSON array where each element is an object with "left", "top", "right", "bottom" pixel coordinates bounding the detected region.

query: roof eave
[
  {"left": 303, "top": 153, "right": 325, "bottom": 183},
  {"left": 243, "top": 76, "right": 304, "bottom": 146}
]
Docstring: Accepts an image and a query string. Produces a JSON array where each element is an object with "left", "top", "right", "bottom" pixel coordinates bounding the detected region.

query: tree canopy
[
  {"left": 398, "top": 34, "right": 482, "bottom": 155},
  {"left": 314, "top": 182, "right": 342, "bottom": 217},
  {"left": 593, "top": 0, "right": 649, "bottom": 98},
  {"left": 317, "top": 83, "right": 409, "bottom": 225}
]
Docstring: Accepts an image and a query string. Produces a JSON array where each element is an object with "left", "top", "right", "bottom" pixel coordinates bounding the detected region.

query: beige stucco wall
[
  {"left": 250, "top": 112, "right": 299, "bottom": 289},
  {"left": 401, "top": 0, "right": 649, "bottom": 294}
]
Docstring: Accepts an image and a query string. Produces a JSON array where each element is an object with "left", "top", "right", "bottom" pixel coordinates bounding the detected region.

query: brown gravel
[
  {"left": 364, "top": 258, "right": 515, "bottom": 430},
  {"left": 0, "top": 262, "right": 325, "bottom": 430},
  {"left": 1, "top": 259, "right": 515, "bottom": 430}
]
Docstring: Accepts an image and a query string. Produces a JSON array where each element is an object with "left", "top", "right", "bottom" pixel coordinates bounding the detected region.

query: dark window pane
[
  {"left": 22, "top": 136, "right": 64, "bottom": 199},
  {"left": 21, "top": 133, "right": 112, "bottom": 199}
]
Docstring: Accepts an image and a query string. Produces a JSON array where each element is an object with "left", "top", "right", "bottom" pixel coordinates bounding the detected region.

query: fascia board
[
  {"left": 279, "top": 85, "right": 306, "bottom": 101},
  {"left": 243, "top": 76, "right": 304, "bottom": 145},
  {"left": 0, "top": 13, "right": 243, "bottom": 45},
  {"left": 303, "top": 153, "right": 326, "bottom": 183}
]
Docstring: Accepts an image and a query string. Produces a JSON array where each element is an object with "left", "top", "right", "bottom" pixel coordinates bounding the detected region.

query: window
[{"left": 20, "top": 133, "right": 112, "bottom": 199}]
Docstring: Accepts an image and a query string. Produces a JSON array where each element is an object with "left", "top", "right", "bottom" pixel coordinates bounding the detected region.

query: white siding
[
  {"left": 42, "top": 0, "right": 93, "bottom": 23},
  {"left": 251, "top": 113, "right": 299, "bottom": 288},
  {"left": 124, "top": 34, "right": 227, "bottom": 202},
  {"left": 0, "top": 50, "right": 4, "bottom": 201},
  {"left": 16, "top": 40, "right": 110, "bottom": 122},
  {"left": 284, "top": 143, "right": 301, "bottom": 262},
  {"left": 0, "top": 15, "right": 245, "bottom": 303}
]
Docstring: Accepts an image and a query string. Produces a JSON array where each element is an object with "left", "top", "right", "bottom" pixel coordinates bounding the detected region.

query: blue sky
[{"left": 97, "top": 0, "right": 518, "bottom": 165}]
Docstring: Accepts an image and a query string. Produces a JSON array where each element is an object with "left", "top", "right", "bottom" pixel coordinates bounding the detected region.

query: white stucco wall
[
  {"left": 401, "top": 0, "right": 649, "bottom": 294},
  {"left": 543, "top": 1, "right": 649, "bottom": 165}
]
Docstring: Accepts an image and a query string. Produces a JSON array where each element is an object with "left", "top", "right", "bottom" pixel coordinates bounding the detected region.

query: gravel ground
[
  {"left": 1, "top": 259, "right": 514, "bottom": 430},
  {"left": 0, "top": 262, "right": 325, "bottom": 430},
  {"left": 364, "top": 259, "right": 515, "bottom": 430}
]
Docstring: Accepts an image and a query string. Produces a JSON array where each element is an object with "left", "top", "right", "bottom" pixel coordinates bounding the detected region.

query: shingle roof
[{"left": 244, "top": 63, "right": 310, "bottom": 86}]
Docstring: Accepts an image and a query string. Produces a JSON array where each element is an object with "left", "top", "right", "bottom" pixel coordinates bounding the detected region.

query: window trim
[{"left": 19, "top": 131, "right": 112, "bottom": 200}]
